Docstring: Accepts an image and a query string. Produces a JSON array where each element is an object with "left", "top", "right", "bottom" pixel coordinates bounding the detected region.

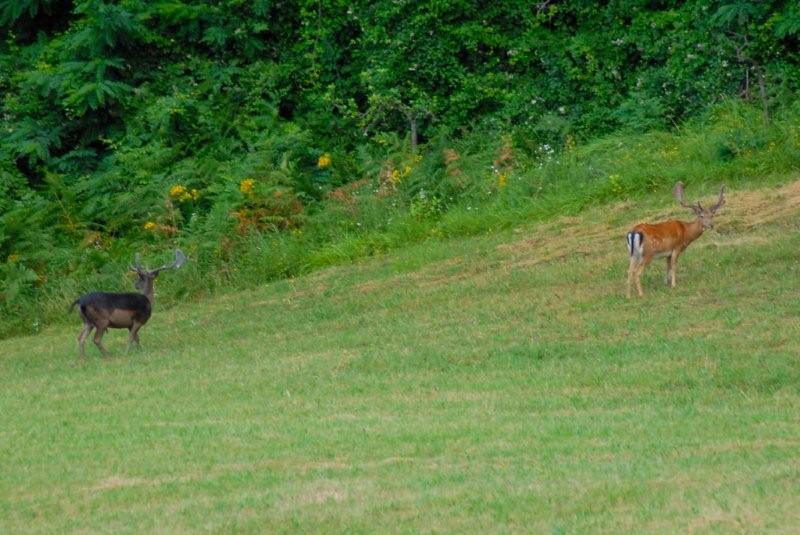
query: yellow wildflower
[
  {"left": 7, "top": 253, "right": 19, "bottom": 263},
  {"left": 390, "top": 168, "right": 401, "bottom": 184},
  {"left": 240, "top": 178, "right": 255, "bottom": 194},
  {"left": 143, "top": 221, "right": 157, "bottom": 231},
  {"left": 191, "top": 188, "right": 200, "bottom": 200},
  {"left": 497, "top": 173, "right": 508, "bottom": 189},
  {"left": 317, "top": 153, "right": 332, "bottom": 168},
  {"left": 169, "top": 184, "right": 187, "bottom": 198}
]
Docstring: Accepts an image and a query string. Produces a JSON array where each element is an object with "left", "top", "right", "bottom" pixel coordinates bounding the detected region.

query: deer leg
[
  {"left": 77, "top": 323, "right": 93, "bottom": 358},
  {"left": 670, "top": 251, "right": 680, "bottom": 288},
  {"left": 627, "top": 257, "right": 639, "bottom": 299},
  {"left": 635, "top": 264, "right": 646, "bottom": 297},
  {"left": 93, "top": 325, "right": 110, "bottom": 357},
  {"left": 665, "top": 256, "right": 673, "bottom": 286},
  {"left": 634, "top": 255, "right": 653, "bottom": 297},
  {"left": 126, "top": 328, "right": 134, "bottom": 354},
  {"left": 126, "top": 323, "right": 143, "bottom": 353}
]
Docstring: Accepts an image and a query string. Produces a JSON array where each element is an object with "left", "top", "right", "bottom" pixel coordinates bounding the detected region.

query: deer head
[
  {"left": 130, "top": 250, "right": 186, "bottom": 297},
  {"left": 673, "top": 182, "right": 725, "bottom": 229}
]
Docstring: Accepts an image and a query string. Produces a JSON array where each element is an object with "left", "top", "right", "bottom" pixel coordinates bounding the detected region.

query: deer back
[
  {"left": 631, "top": 219, "right": 702, "bottom": 254},
  {"left": 76, "top": 291, "right": 152, "bottom": 328}
]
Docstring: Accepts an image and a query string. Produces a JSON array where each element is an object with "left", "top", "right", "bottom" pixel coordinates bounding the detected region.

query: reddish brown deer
[
  {"left": 626, "top": 183, "right": 725, "bottom": 298},
  {"left": 70, "top": 250, "right": 185, "bottom": 356}
]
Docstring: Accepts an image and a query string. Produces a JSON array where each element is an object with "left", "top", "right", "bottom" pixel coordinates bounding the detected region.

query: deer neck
[
  {"left": 685, "top": 218, "right": 705, "bottom": 244},
  {"left": 142, "top": 281, "right": 155, "bottom": 306}
]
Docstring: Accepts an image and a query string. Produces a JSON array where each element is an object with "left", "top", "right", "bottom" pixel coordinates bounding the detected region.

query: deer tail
[{"left": 626, "top": 231, "right": 644, "bottom": 261}]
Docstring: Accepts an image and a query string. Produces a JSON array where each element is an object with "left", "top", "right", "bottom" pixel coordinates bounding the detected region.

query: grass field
[{"left": 1, "top": 180, "right": 799, "bottom": 533}]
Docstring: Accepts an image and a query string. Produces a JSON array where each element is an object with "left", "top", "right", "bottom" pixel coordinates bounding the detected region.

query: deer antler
[
  {"left": 152, "top": 249, "right": 186, "bottom": 274},
  {"left": 709, "top": 185, "right": 726, "bottom": 213},
  {"left": 673, "top": 181, "right": 689, "bottom": 207},
  {"left": 129, "top": 253, "right": 144, "bottom": 273},
  {"left": 673, "top": 182, "right": 701, "bottom": 213}
]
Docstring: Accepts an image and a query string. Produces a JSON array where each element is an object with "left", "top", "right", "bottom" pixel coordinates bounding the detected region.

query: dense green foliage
[{"left": 1, "top": 0, "right": 800, "bottom": 337}]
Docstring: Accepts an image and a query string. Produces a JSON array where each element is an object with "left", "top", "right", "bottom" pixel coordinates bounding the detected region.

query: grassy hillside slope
[{"left": 1, "top": 180, "right": 799, "bottom": 533}]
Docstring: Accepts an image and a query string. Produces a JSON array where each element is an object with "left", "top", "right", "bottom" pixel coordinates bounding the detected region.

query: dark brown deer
[{"left": 70, "top": 250, "right": 185, "bottom": 357}]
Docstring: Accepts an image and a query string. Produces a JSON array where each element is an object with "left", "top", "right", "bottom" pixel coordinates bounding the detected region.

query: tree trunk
[
  {"left": 409, "top": 116, "right": 418, "bottom": 154},
  {"left": 756, "top": 69, "right": 769, "bottom": 123}
]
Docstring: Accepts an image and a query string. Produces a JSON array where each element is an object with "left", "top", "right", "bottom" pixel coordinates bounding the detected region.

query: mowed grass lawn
[{"left": 1, "top": 182, "right": 799, "bottom": 533}]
